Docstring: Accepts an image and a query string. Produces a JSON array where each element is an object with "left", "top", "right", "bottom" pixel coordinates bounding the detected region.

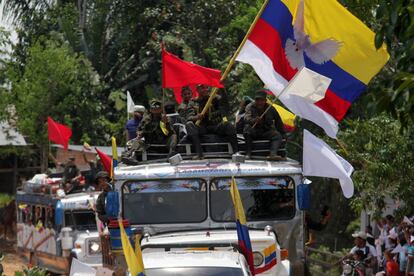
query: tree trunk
[{"left": 40, "top": 144, "right": 48, "bottom": 173}]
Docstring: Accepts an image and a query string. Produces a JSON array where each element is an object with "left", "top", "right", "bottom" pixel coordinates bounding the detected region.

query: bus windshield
[
  {"left": 122, "top": 179, "right": 207, "bottom": 224},
  {"left": 65, "top": 210, "right": 97, "bottom": 230},
  {"left": 210, "top": 177, "right": 295, "bottom": 221}
]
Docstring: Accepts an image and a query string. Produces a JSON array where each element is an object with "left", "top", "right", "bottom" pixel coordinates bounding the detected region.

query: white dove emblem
[{"left": 285, "top": 0, "right": 342, "bottom": 69}]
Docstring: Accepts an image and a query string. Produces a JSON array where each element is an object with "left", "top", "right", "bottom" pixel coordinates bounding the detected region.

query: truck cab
[
  {"left": 141, "top": 228, "right": 290, "bottom": 275},
  {"left": 142, "top": 250, "right": 251, "bottom": 276}
]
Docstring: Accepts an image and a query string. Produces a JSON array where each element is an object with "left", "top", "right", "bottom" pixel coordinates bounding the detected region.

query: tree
[
  {"left": 339, "top": 115, "right": 414, "bottom": 218},
  {"left": 0, "top": 37, "right": 111, "bottom": 169}
]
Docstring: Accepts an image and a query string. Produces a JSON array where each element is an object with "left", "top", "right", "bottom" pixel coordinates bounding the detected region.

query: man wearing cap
[
  {"left": 138, "top": 99, "right": 177, "bottom": 156},
  {"left": 125, "top": 105, "right": 145, "bottom": 141},
  {"left": 61, "top": 156, "right": 81, "bottom": 192},
  {"left": 95, "top": 171, "right": 112, "bottom": 225},
  {"left": 243, "top": 90, "right": 285, "bottom": 160},
  {"left": 185, "top": 85, "right": 238, "bottom": 158},
  {"left": 348, "top": 231, "right": 377, "bottom": 274}
]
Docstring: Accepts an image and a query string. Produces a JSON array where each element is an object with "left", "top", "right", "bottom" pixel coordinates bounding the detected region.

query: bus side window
[
  {"left": 64, "top": 211, "right": 73, "bottom": 227},
  {"left": 46, "top": 207, "right": 54, "bottom": 228},
  {"left": 17, "top": 208, "right": 22, "bottom": 223}
]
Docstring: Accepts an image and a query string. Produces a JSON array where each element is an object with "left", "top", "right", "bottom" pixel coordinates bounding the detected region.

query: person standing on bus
[
  {"left": 95, "top": 171, "right": 112, "bottom": 225},
  {"left": 125, "top": 105, "right": 145, "bottom": 141}
]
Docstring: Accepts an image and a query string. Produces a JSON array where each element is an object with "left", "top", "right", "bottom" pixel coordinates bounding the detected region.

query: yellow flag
[
  {"left": 118, "top": 219, "right": 145, "bottom": 276},
  {"left": 159, "top": 121, "right": 169, "bottom": 136},
  {"left": 135, "top": 234, "right": 145, "bottom": 271},
  {"left": 230, "top": 176, "right": 247, "bottom": 225}
]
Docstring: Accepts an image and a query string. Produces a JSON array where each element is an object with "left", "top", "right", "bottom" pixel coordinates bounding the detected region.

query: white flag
[
  {"left": 69, "top": 258, "right": 96, "bottom": 276},
  {"left": 303, "top": 130, "right": 354, "bottom": 198},
  {"left": 278, "top": 69, "right": 338, "bottom": 138},
  {"left": 282, "top": 67, "right": 331, "bottom": 103},
  {"left": 127, "top": 91, "right": 135, "bottom": 113}
]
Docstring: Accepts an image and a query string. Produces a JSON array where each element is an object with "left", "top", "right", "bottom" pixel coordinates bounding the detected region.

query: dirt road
[{"left": 1, "top": 239, "right": 26, "bottom": 275}]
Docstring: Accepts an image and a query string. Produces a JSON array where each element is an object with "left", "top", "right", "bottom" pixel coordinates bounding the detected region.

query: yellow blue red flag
[
  {"left": 119, "top": 219, "right": 145, "bottom": 276},
  {"left": 230, "top": 177, "right": 255, "bottom": 274},
  {"left": 237, "top": 0, "right": 389, "bottom": 122}
]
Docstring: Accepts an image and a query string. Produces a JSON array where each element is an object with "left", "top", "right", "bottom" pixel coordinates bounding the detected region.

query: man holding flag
[
  {"left": 185, "top": 85, "right": 239, "bottom": 158},
  {"left": 244, "top": 90, "right": 286, "bottom": 160}
]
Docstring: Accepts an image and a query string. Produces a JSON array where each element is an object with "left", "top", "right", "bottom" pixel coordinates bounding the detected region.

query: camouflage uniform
[
  {"left": 186, "top": 95, "right": 238, "bottom": 156},
  {"left": 243, "top": 101, "right": 285, "bottom": 156},
  {"left": 138, "top": 113, "right": 177, "bottom": 156},
  {"left": 95, "top": 171, "right": 111, "bottom": 225}
]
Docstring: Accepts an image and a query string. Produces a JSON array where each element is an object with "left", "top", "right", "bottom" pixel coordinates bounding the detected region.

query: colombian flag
[
  {"left": 270, "top": 101, "right": 296, "bottom": 132},
  {"left": 237, "top": 0, "right": 389, "bottom": 123},
  {"left": 230, "top": 177, "right": 255, "bottom": 274},
  {"left": 255, "top": 244, "right": 277, "bottom": 274}
]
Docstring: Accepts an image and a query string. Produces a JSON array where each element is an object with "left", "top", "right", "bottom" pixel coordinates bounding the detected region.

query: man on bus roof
[{"left": 243, "top": 90, "right": 285, "bottom": 160}]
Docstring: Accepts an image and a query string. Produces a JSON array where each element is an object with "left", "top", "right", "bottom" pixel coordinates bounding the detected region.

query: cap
[
  {"left": 150, "top": 99, "right": 162, "bottom": 109},
  {"left": 243, "top": 96, "right": 254, "bottom": 103},
  {"left": 95, "top": 171, "right": 111, "bottom": 184},
  {"left": 255, "top": 90, "right": 267, "bottom": 100},
  {"left": 352, "top": 231, "right": 367, "bottom": 240},
  {"left": 133, "top": 105, "right": 145, "bottom": 113},
  {"left": 164, "top": 101, "right": 175, "bottom": 107}
]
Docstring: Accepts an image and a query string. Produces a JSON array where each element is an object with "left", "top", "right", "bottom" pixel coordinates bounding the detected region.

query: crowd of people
[
  {"left": 346, "top": 215, "right": 414, "bottom": 276},
  {"left": 124, "top": 85, "right": 287, "bottom": 160}
]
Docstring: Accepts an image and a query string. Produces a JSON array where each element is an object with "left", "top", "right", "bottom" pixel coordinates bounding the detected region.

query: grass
[{"left": 0, "top": 193, "right": 14, "bottom": 208}]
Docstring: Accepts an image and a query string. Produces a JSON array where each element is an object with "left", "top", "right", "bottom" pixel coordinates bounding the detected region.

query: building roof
[
  {"left": 52, "top": 144, "right": 124, "bottom": 157},
  {"left": 0, "top": 121, "right": 27, "bottom": 146}
]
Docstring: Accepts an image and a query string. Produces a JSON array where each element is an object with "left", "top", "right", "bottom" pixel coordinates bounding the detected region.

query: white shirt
[{"left": 350, "top": 243, "right": 378, "bottom": 257}]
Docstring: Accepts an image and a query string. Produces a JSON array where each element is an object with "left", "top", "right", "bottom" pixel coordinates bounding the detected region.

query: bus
[
  {"left": 111, "top": 155, "right": 306, "bottom": 275},
  {"left": 15, "top": 174, "right": 102, "bottom": 274}
]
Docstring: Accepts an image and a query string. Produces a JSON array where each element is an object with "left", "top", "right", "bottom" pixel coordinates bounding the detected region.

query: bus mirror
[
  {"left": 55, "top": 200, "right": 64, "bottom": 226},
  {"left": 297, "top": 183, "right": 311, "bottom": 210}
]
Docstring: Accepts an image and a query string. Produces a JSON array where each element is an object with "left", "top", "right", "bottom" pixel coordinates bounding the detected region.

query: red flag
[
  {"left": 47, "top": 117, "right": 72, "bottom": 150},
  {"left": 162, "top": 47, "right": 224, "bottom": 89},
  {"left": 95, "top": 148, "right": 112, "bottom": 176}
]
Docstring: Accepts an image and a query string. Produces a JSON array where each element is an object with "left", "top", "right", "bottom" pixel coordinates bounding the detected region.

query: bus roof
[
  {"left": 114, "top": 158, "right": 302, "bottom": 180},
  {"left": 16, "top": 191, "right": 99, "bottom": 210}
]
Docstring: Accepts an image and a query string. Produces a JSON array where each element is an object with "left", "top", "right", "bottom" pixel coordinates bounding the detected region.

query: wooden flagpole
[{"left": 196, "top": 0, "right": 270, "bottom": 126}]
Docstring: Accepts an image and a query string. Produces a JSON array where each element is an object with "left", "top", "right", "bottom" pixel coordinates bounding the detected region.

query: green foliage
[
  {"left": 0, "top": 36, "right": 121, "bottom": 146},
  {"left": 340, "top": 115, "right": 414, "bottom": 218},
  {"left": 14, "top": 266, "right": 48, "bottom": 276},
  {"left": 370, "top": 0, "right": 414, "bottom": 128},
  {"left": 0, "top": 193, "right": 14, "bottom": 208}
]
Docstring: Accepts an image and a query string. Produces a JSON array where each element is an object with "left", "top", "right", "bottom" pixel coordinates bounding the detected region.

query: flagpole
[{"left": 196, "top": 0, "right": 270, "bottom": 126}]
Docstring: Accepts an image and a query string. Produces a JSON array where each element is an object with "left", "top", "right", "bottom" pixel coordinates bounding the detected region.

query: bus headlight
[
  {"left": 88, "top": 240, "right": 101, "bottom": 254},
  {"left": 253, "top": 251, "right": 264, "bottom": 266}
]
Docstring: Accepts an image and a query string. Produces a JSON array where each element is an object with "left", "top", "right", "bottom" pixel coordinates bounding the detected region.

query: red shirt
[{"left": 386, "top": 260, "right": 399, "bottom": 276}]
